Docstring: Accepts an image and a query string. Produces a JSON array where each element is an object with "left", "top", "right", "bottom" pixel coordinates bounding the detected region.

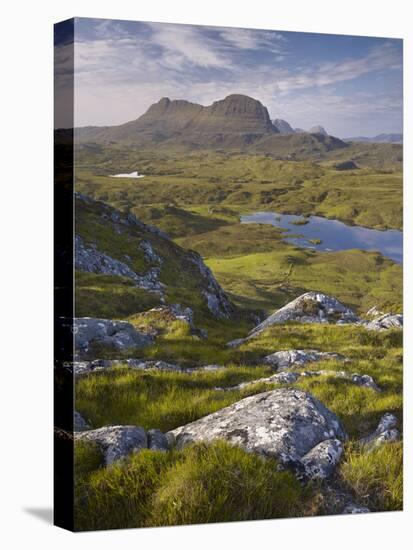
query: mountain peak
[
  {"left": 273, "top": 119, "right": 296, "bottom": 135},
  {"left": 309, "top": 125, "right": 328, "bottom": 136}
]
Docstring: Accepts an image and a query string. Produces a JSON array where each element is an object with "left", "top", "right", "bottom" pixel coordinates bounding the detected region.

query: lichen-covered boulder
[
  {"left": 168, "top": 388, "right": 346, "bottom": 479},
  {"left": 300, "top": 439, "right": 343, "bottom": 480},
  {"left": 249, "top": 292, "right": 358, "bottom": 337},
  {"left": 75, "top": 425, "right": 147, "bottom": 465},
  {"left": 263, "top": 349, "right": 346, "bottom": 371},
  {"left": 74, "top": 317, "right": 153, "bottom": 358}
]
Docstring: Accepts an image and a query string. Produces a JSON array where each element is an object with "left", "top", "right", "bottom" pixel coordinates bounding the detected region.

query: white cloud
[{"left": 69, "top": 22, "right": 402, "bottom": 135}]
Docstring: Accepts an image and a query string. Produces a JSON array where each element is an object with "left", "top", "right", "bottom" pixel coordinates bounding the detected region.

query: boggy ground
[{"left": 73, "top": 148, "right": 403, "bottom": 530}]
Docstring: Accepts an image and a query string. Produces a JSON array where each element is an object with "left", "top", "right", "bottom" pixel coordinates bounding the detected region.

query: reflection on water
[{"left": 241, "top": 211, "right": 402, "bottom": 263}]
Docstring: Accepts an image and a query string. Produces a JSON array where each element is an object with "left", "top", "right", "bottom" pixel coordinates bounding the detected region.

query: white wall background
[{"left": 1, "top": 1, "right": 411, "bottom": 548}]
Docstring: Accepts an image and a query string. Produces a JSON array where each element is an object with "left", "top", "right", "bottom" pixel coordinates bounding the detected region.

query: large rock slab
[
  {"left": 263, "top": 349, "right": 347, "bottom": 371},
  {"left": 75, "top": 425, "right": 148, "bottom": 465},
  {"left": 74, "top": 317, "right": 153, "bottom": 358},
  {"left": 72, "top": 358, "right": 226, "bottom": 376},
  {"left": 168, "top": 388, "right": 346, "bottom": 479},
  {"left": 249, "top": 292, "right": 358, "bottom": 337}
]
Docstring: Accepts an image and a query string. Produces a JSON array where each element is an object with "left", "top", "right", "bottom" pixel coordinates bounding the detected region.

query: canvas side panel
[{"left": 54, "top": 18, "right": 75, "bottom": 532}]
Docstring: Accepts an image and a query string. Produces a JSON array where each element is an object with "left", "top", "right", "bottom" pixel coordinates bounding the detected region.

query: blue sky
[{"left": 56, "top": 17, "right": 403, "bottom": 137}]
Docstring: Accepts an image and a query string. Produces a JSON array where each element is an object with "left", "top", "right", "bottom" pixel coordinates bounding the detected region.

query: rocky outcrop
[
  {"left": 362, "top": 313, "right": 403, "bottom": 331},
  {"left": 188, "top": 251, "right": 233, "bottom": 319},
  {"left": 75, "top": 425, "right": 148, "bottom": 465},
  {"left": 139, "top": 240, "right": 163, "bottom": 264},
  {"left": 75, "top": 234, "right": 165, "bottom": 293},
  {"left": 263, "top": 349, "right": 347, "bottom": 371},
  {"left": 248, "top": 292, "right": 359, "bottom": 337},
  {"left": 359, "top": 413, "right": 400, "bottom": 450},
  {"left": 168, "top": 388, "right": 346, "bottom": 480},
  {"left": 72, "top": 358, "right": 225, "bottom": 376},
  {"left": 74, "top": 317, "right": 153, "bottom": 359},
  {"left": 215, "top": 369, "right": 380, "bottom": 392}
]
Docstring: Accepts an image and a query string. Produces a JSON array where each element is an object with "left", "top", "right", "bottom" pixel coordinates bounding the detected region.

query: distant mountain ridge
[
  {"left": 272, "top": 120, "right": 329, "bottom": 136},
  {"left": 72, "top": 94, "right": 350, "bottom": 156},
  {"left": 344, "top": 133, "right": 403, "bottom": 144}
]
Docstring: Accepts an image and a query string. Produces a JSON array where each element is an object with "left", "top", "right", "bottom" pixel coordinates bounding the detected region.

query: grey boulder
[
  {"left": 249, "top": 292, "right": 358, "bottom": 337},
  {"left": 263, "top": 349, "right": 347, "bottom": 371},
  {"left": 168, "top": 388, "right": 346, "bottom": 480},
  {"left": 363, "top": 313, "right": 403, "bottom": 331},
  {"left": 75, "top": 425, "right": 147, "bottom": 465},
  {"left": 74, "top": 317, "right": 153, "bottom": 358}
]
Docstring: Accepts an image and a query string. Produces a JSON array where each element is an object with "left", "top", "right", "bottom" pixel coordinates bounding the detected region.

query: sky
[{"left": 55, "top": 17, "right": 403, "bottom": 137}]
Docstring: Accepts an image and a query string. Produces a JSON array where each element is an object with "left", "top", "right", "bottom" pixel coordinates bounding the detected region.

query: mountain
[
  {"left": 272, "top": 119, "right": 296, "bottom": 134},
  {"left": 72, "top": 94, "right": 348, "bottom": 155},
  {"left": 309, "top": 125, "right": 328, "bottom": 136},
  {"left": 344, "top": 133, "right": 403, "bottom": 144},
  {"left": 75, "top": 94, "right": 278, "bottom": 148}
]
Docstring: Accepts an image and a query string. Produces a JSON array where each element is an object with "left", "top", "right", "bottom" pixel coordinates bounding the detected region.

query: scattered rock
[
  {"left": 139, "top": 240, "right": 163, "bottom": 264},
  {"left": 359, "top": 413, "right": 400, "bottom": 450},
  {"left": 248, "top": 292, "right": 359, "bottom": 337},
  {"left": 263, "top": 349, "right": 347, "bottom": 371},
  {"left": 362, "top": 313, "right": 403, "bottom": 331},
  {"left": 216, "top": 369, "right": 380, "bottom": 392},
  {"left": 75, "top": 234, "right": 165, "bottom": 293},
  {"left": 74, "top": 317, "right": 153, "bottom": 359},
  {"left": 342, "top": 502, "right": 370, "bottom": 514},
  {"left": 72, "top": 358, "right": 226, "bottom": 376},
  {"left": 168, "top": 388, "right": 346, "bottom": 480},
  {"left": 74, "top": 410, "right": 89, "bottom": 431},
  {"left": 75, "top": 426, "right": 148, "bottom": 465}
]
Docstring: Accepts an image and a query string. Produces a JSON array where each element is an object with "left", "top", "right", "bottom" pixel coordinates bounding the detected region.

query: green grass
[
  {"left": 206, "top": 246, "right": 402, "bottom": 315},
  {"left": 75, "top": 271, "right": 160, "bottom": 318},
  {"left": 75, "top": 365, "right": 270, "bottom": 432},
  {"left": 75, "top": 150, "right": 402, "bottom": 231},
  {"left": 74, "top": 441, "right": 307, "bottom": 530},
  {"left": 339, "top": 441, "right": 403, "bottom": 511}
]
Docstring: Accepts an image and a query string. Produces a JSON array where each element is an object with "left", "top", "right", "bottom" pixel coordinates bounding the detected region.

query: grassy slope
[{"left": 75, "top": 323, "right": 402, "bottom": 526}]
